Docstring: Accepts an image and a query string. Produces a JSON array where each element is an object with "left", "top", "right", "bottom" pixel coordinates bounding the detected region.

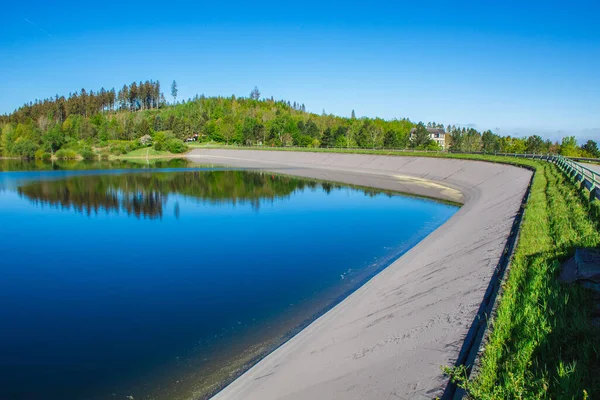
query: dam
[{"left": 186, "top": 149, "right": 533, "bottom": 399}]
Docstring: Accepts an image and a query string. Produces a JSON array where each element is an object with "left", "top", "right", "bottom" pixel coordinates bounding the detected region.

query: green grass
[{"left": 207, "top": 147, "right": 600, "bottom": 399}]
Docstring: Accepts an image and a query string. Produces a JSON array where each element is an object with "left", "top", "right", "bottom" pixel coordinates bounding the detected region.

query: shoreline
[{"left": 186, "top": 149, "right": 532, "bottom": 399}]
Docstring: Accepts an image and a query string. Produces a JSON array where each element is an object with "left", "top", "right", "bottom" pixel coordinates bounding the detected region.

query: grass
[{"left": 197, "top": 147, "right": 600, "bottom": 399}]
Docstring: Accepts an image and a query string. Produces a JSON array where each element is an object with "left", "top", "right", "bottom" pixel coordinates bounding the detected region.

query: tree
[
  {"left": 136, "top": 119, "right": 151, "bottom": 138},
  {"left": 42, "top": 126, "right": 64, "bottom": 154},
  {"left": 482, "top": 130, "right": 500, "bottom": 153},
  {"left": 250, "top": 86, "right": 260, "bottom": 100},
  {"left": 526, "top": 135, "right": 545, "bottom": 154},
  {"left": 129, "top": 82, "right": 138, "bottom": 111},
  {"left": 560, "top": 136, "right": 579, "bottom": 157},
  {"left": 383, "top": 130, "right": 398, "bottom": 149},
  {"left": 220, "top": 117, "right": 236, "bottom": 145},
  {"left": 463, "top": 128, "right": 482, "bottom": 152},
  {"left": 171, "top": 80, "right": 178, "bottom": 104},
  {"left": 242, "top": 117, "right": 257, "bottom": 145},
  {"left": 581, "top": 140, "right": 600, "bottom": 158},
  {"left": 320, "top": 128, "right": 334, "bottom": 148},
  {"left": 366, "top": 123, "right": 382, "bottom": 149},
  {"left": 411, "top": 123, "right": 432, "bottom": 149}
]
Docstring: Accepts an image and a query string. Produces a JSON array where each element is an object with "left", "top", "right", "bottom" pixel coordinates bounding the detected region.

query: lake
[{"left": 0, "top": 161, "right": 458, "bottom": 400}]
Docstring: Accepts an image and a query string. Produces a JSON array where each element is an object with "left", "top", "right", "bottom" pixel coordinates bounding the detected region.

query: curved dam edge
[{"left": 186, "top": 149, "right": 533, "bottom": 399}]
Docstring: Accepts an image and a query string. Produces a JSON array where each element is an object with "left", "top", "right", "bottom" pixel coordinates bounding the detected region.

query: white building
[{"left": 409, "top": 128, "right": 446, "bottom": 149}]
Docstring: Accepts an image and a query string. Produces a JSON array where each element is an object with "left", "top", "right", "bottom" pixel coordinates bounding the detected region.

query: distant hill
[{"left": 0, "top": 80, "right": 416, "bottom": 159}]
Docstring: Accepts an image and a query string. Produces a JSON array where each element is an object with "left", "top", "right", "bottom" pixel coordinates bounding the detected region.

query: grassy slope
[{"left": 199, "top": 148, "right": 600, "bottom": 398}]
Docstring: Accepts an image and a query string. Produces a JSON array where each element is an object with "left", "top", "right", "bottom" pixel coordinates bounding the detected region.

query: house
[{"left": 409, "top": 128, "right": 447, "bottom": 149}]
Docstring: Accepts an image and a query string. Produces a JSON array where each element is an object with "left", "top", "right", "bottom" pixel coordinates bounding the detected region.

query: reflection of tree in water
[
  {"left": 0, "top": 158, "right": 190, "bottom": 172},
  {"left": 17, "top": 171, "right": 353, "bottom": 219}
]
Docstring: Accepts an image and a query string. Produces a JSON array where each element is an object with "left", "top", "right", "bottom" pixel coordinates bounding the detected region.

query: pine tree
[
  {"left": 250, "top": 86, "right": 260, "bottom": 100},
  {"left": 171, "top": 80, "right": 178, "bottom": 104}
]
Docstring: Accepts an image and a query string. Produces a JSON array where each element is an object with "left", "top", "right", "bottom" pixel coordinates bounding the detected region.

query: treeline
[
  {"left": 0, "top": 80, "right": 598, "bottom": 159},
  {"left": 3, "top": 80, "right": 163, "bottom": 124},
  {"left": 447, "top": 127, "right": 599, "bottom": 158},
  {"left": 0, "top": 82, "right": 418, "bottom": 159}
]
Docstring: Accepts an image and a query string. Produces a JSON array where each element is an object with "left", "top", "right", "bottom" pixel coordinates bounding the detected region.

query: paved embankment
[{"left": 187, "top": 149, "right": 533, "bottom": 399}]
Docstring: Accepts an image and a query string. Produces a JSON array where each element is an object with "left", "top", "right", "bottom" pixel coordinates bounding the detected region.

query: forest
[{"left": 1, "top": 80, "right": 598, "bottom": 160}]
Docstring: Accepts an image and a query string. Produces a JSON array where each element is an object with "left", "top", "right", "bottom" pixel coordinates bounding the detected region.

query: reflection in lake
[
  {"left": 17, "top": 171, "right": 348, "bottom": 218},
  {"left": 0, "top": 157, "right": 191, "bottom": 172}
]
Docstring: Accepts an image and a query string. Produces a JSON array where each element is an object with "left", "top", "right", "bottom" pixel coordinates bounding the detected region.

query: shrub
[
  {"left": 55, "top": 149, "right": 78, "bottom": 160},
  {"left": 108, "top": 140, "right": 141, "bottom": 155},
  {"left": 109, "top": 143, "right": 128, "bottom": 155},
  {"left": 34, "top": 149, "right": 47, "bottom": 160},
  {"left": 153, "top": 131, "right": 169, "bottom": 151},
  {"left": 79, "top": 147, "right": 96, "bottom": 160},
  {"left": 166, "top": 138, "right": 187, "bottom": 154},
  {"left": 296, "top": 135, "right": 313, "bottom": 147}
]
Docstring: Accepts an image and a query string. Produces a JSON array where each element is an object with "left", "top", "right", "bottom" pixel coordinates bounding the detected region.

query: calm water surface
[{"left": 0, "top": 162, "right": 458, "bottom": 400}]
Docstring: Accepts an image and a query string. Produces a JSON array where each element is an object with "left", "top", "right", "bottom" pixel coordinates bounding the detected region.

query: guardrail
[
  {"left": 485, "top": 152, "right": 600, "bottom": 201},
  {"left": 552, "top": 155, "right": 599, "bottom": 197}
]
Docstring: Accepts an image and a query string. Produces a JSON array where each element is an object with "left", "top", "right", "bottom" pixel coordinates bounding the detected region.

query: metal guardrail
[
  {"left": 486, "top": 152, "right": 600, "bottom": 201},
  {"left": 550, "top": 155, "right": 599, "bottom": 200}
]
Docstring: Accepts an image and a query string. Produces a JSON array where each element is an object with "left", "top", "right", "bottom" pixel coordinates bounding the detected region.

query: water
[{"left": 0, "top": 163, "right": 458, "bottom": 400}]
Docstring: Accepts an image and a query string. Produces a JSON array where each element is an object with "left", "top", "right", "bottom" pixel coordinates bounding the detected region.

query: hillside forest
[{"left": 1, "top": 80, "right": 598, "bottom": 160}]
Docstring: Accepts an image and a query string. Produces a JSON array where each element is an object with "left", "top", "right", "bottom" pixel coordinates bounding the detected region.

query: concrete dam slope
[{"left": 187, "top": 149, "right": 533, "bottom": 399}]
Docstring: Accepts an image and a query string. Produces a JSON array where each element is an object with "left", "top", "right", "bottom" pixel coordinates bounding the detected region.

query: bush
[
  {"left": 34, "top": 149, "right": 47, "bottom": 160},
  {"left": 166, "top": 138, "right": 187, "bottom": 154},
  {"left": 55, "top": 149, "right": 78, "bottom": 160},
  {"left": 109, "top": 144, "right": 127, "bottom": 155},
  {"left": 153, "top": 131, "right": 169, "bottom": 151},
  {"left": 108, "top": 140, "right": 140, "bottom": 155},
  {"left": 296, "top": 135, "right": 313, "bottom": 147},
  {"left": 79, "top": 147, "right": 96, "bottom": 160},
  {"left": 425, "top": 140, "right": 441, "bottom": 151}
]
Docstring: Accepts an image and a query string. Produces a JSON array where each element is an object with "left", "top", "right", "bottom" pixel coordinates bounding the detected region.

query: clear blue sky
[{"left": 2, "top": 1, "right": 599, "bottom": 141}]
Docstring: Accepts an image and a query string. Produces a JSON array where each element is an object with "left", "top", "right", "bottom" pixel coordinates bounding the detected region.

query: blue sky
[{"left": 1, "top": 1, "right": 599, "bottom": 141}]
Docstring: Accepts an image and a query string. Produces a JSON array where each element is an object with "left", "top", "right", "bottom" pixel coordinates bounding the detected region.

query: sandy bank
[{"left": 187, "top": 149, "right": 532, "bottom": 399}]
